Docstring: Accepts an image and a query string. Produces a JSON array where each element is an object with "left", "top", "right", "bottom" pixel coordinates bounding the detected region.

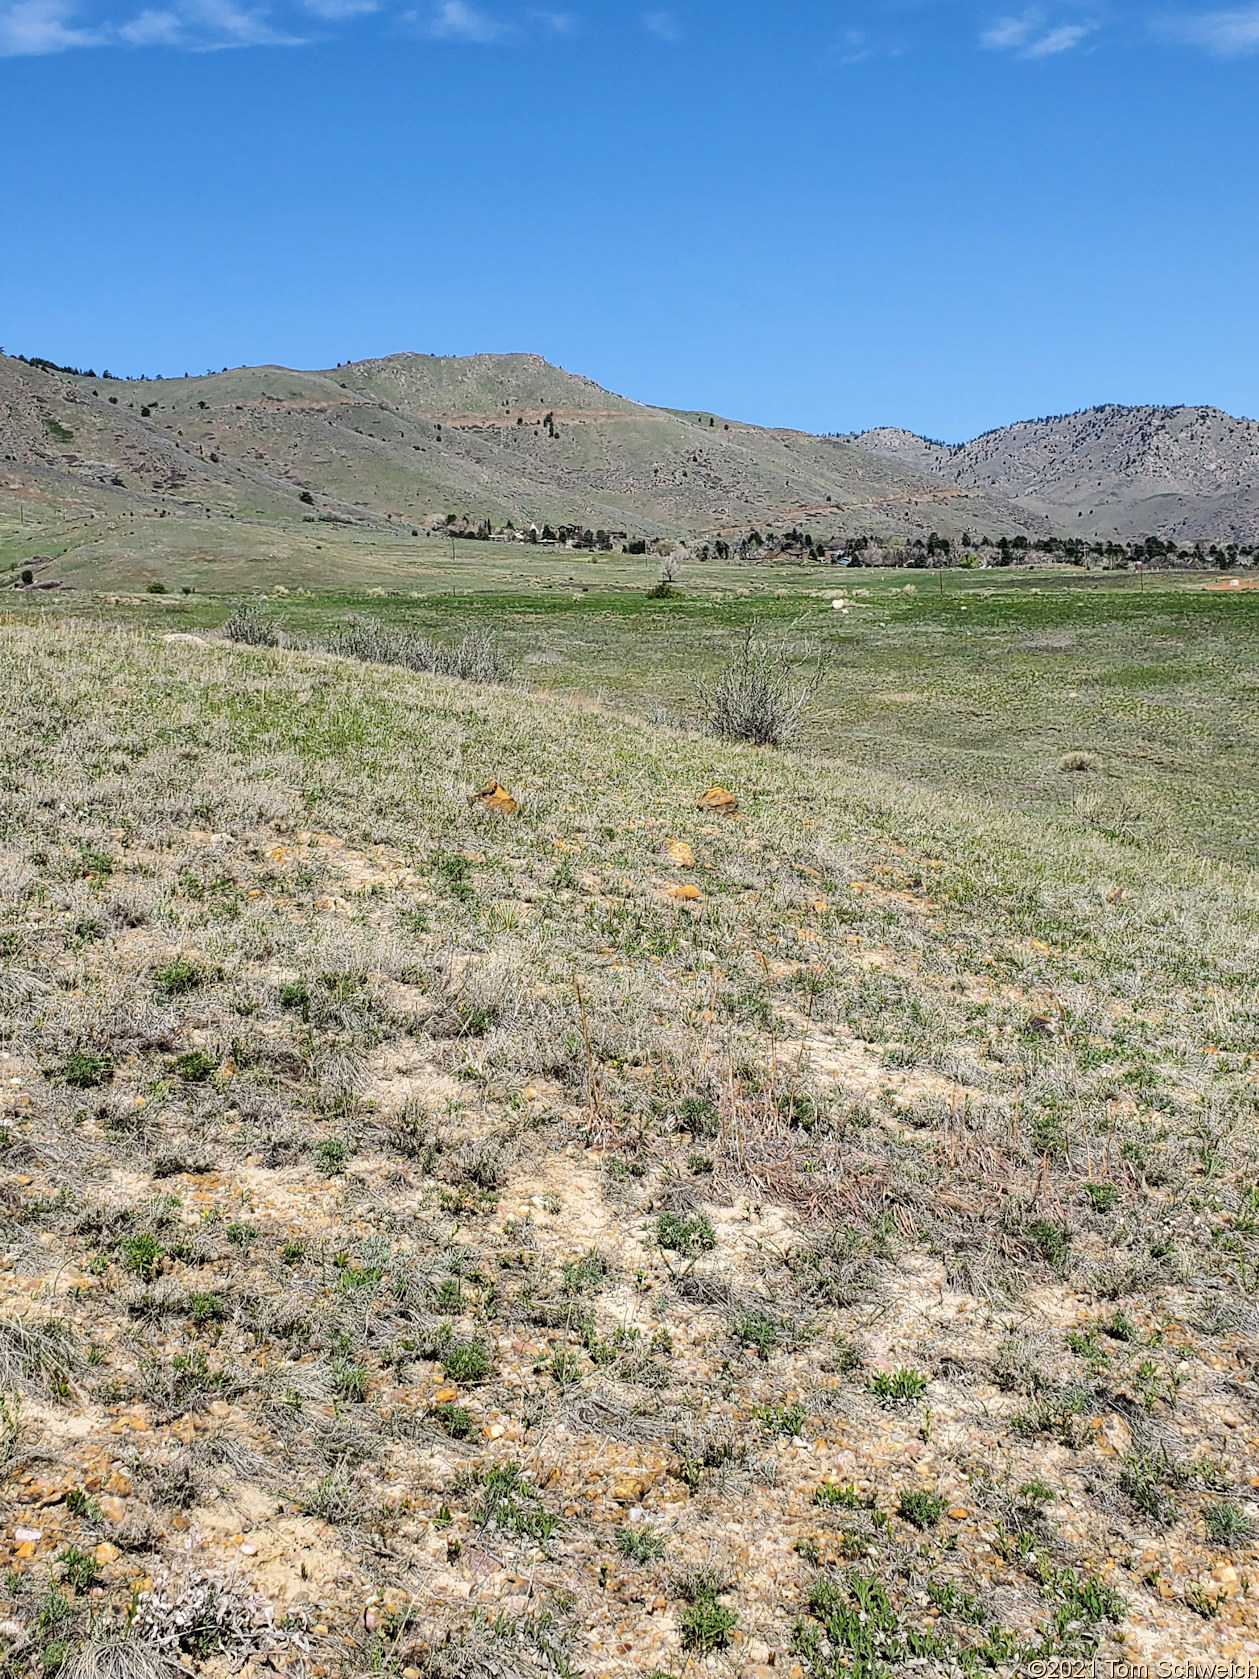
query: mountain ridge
[
  {"left": 0, "top": 349, "right": 1048, "bottom": 543},
  {"left": 851, "top": 402, "right": 1259, "bottom": 541},
  {"left": 5, "top": 348, "right": 1259, "bottom": 543}
]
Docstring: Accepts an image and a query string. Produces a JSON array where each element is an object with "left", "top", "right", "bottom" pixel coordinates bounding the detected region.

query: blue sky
[{"left": 2, "top": 0, "right": 1258, "bottom": 440}]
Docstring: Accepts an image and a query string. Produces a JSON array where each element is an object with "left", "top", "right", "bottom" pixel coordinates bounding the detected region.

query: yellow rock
[
  {"left": 947, "top": 1507, "right": 968, "bottom": 1521},
  {"left": 667, "top": 884, "right": 701, "bottom": 902},
  {"left": 93, "top": 1543, "right": 120, "bottom": 1565},
  {"left": 98, "top": 1496, "right": 128, "bottom": 1523},
  {"left": 434, "top": 1386, "right": 458, "bottom": 1403},
  {"left": 609, "top": 1474, "right": 649, "bottom": 1504},
  {"left": 696, "top": 786, "right": 738, "bottom": 815},
  {"left": 664, "top": 839, "right": 695, "bottom": 867}
]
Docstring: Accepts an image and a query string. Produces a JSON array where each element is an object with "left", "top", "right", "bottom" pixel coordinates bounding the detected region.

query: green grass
[{"left": 8, "top": 557, "right": 1258, "bottom": 863}]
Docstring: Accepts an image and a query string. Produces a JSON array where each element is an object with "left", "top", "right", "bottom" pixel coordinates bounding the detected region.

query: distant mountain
[
  {"left": 0, "top": 350, "right": 1044, "bottom": 542},
  {"left": 7, "top": 353, "right": 1255, "bottom": 545},
  {"left": 852, "top": 405, "right": 1259, "bottom": 542}
]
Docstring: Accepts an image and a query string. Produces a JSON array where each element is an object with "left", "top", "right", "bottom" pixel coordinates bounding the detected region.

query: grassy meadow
[
  {"left": 7, "top": 508, "right": 1259, "bottom": 868},
  {"left": 0, "top": 585, "right": 1257, "bottom": 1672}
]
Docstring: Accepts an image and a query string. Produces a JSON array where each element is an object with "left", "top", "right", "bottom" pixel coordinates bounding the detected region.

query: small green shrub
[
  {"left": 433, "top": 1276, "right": 463, "bottom": 1313},
  {"left": 1018, "top": 1477, "right": 1055, "bottom": 1509},
  {"left": 1028, "top": 1219, "right": 1072, "bottom": 1273},
  {"left": 154, "top": 957, "right": 201, "bottom": 995},
  {"left": 433, "top": 1403, "right": 473, "bottom": 1439},
  {"left": 1203, "top": 1501, "right": 1257, "bottom": 1546},
  {"left": 730, "top": 1309, "right": 778, "bottom": 1361},
  {"left": 56, "top": 1547, "right": 100, "bottom": 1591},
  {"left": 59, "top": 1051, "right": 113, "bottom": 1089},
  {"left": 813, "top": 1481, "right": 864, "bottom": 1509},
  {"left": 443, "top": 1338, "right": 492, "bottom": 1385},
  {"left": 678, "top": 1598, "right": 737, "bottom": 1653},
  {"left": 435, "top": 852, "right": 475, "bottom": 902},
  {"left": 1119, "top": 1455, "right": 1176, "bottom": 1526},
  {"left": 146, "top": 582, "right": 167, "bottom": 594},
  {"left": 926, "top": 1579, "right": 988, "bottom": 1623},
  {"left": 756, "top": 1400, "right": 805, "bottom": 1437},
  {"left": 1047, "top": 1566, "right": 1125, "bottom": 1627},
  {"left": 550, "top": 1351, "right": 582, "bottom": 1388},
  {"left": 173, "top": 1050, "right": 216, "bottom": 1083},
  {"left": 316, "top": 1138, "right": 348, "bottom": 1173},
  {"left": 1065, "top": 1324, "right": 1105, "bottom": 1361},
  {"left": 561, "top": 1248, "right": 609, "bottom": 1294},
  {"left": 279, "top": 978, "right": 310, "bottom": 1017},
  {"left": 778, "top": 1091, "right": 820, "bottom": 1130},
  {"left": 474, "top": 1462, "right": 557, "bottom": 1542},
  {"left": 656, "top": 1212, "right": 717, "bottom": 1255},
  {"left": 615, "top": 1524, "right": 666, "bottom": 1561},
  {"left": 121, "top": 1234, "right": 163, "bottom": 1279},
  {"left": 898, "top": 1488, "right": 947, "bottom": 1529},
  {"left": 868, "top": 1367, "right": 928, "bottom": 1404},
  {"left": 1186, "top": 1584, "right": 1221, "bottom": 1619},
  {"left": 331, "top": 1359, "right": 369, "bottom": 1402},
  {"left": 677, "top": 1095, "right": 718, "bottom": 1138},
  {"left": 828, "top": 1335, "right": 862, "bottom": 1374},
  {"left": 1084, "top": 1182, "right": 1120, "bottom": 1211},
  {"left": 186, "top": 1292, "right": 225, "bottom": 1324}
]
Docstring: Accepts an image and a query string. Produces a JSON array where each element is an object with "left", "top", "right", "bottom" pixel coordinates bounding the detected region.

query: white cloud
[
  {"left": 833, "top": 25, "right": 876, "bottom": 61},
  {"left": 188, "top": 0, "right": 295, "bottom": 43},
  {"left": 116, "top": 0, "right": 298, "bottom": 46},
  {"left": 117, "top": 7, "right": 181, "bottom": 39},
  {"left": 981, "top": 8, "right": 1095, "bottom": 51},
  {"left": 427, "top": 0, "right": 500, "bottom": 38},
  {"left": 531, "top": 7, "right": 574, "bottom": 29},
  {"left": 1159, "top": 3, "right": 1259, "bottom": 51},
  {"left": 644, "top": 7, "right": 681, "bottom": 39},
  {"left": 303, "top": 0, "right": 376, "bottom": 19},
  {"left": 0, "top": 0, "right": 99, "bottom": 54},
  {"left": 981, "top": 10, "right": 1037, "bottom": 45},
  {"left": 1025, "top": 19, "right": 1094, "bottom": 48}
]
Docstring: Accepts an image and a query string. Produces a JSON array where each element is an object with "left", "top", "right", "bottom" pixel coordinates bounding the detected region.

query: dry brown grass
[{"left": 0, "top": 618, "right": 1257, "bottom": 1676}]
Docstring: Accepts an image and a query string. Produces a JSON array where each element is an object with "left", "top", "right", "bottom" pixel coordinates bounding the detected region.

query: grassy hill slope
[
  {"left": 1, "top": 618, "right": 1257, "bottom": 1675},
  {"left": 1, "top": 350, "right": 1045, "bottom": 542},
  {"left": 854, "top": 405, "right": 1259, "bottom": 542}
]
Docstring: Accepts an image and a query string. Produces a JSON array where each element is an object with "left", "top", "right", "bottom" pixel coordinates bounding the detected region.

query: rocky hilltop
[{"left": 853, "top": 405, "right": 1259, "bottom": 542}]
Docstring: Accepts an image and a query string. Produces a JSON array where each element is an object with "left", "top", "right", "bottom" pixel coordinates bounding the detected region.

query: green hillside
[{"left": 0, "top": 349, "right": 1045, "bottom": 543}]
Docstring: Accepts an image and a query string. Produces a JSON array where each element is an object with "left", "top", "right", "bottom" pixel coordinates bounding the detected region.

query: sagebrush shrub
[
  {"left": 221, "top": 602, "right": 285, "bottom": 646},
  {"left": 695, "top": 622, "right": 824, "bottom": 747}
]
